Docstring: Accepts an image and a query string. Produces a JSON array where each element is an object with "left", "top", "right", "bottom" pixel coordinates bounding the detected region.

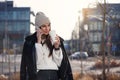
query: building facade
[
  {"left": 82, "top": 3, "right": 120, "bottom": 55},
  {"left": 0, "top": 1, "right": 30, "bottom": 53}
]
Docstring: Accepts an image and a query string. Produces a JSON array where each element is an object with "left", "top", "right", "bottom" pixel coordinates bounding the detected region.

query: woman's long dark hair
[{"left": 44, "top": 35, "right": 53, "bottom": 57}]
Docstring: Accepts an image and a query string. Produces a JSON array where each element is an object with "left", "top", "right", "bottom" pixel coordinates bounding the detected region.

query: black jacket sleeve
[
  {"left": 20, "top": 40, "right": 37, "bottom": 80},
  {"left": 58, "top": 38, "right": 73, "bottom": 80},
  {"left": 20, "top": 41, "right": 28, "bottom": 80}
]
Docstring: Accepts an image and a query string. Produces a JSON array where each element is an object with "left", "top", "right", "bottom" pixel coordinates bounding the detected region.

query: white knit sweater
[{"left": 35, "top": 43, "right": 63, "bottom": 71}]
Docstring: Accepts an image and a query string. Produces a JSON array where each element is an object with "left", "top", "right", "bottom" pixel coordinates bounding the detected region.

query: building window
[
  {"left": 89, "top": 33, "right": 93, "bottom": 42},
  {"left": 94, "top": 33, "right": 98, "bottom": 41},
  {"left": 0, "top": 22, "right": 5, "bottom": 31},
  {"left": 89, "top": 23, "right": 94, "bottom": 30},
  {"left": 97, "top": 22, "right": 102, "bottom": 30},
  {"left": 13, "top": 11, "right": 29, "bottom": 20},
  {"left": 93, "top": 22, "right": 97, "bottom": 30},
  {"left": 0, "top": 12, "right": 5, "bottom": 19}
]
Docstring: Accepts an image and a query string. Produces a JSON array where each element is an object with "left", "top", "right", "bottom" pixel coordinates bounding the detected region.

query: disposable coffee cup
[{"left": 49, "top": 30, "right": 57, "bottom": 44}]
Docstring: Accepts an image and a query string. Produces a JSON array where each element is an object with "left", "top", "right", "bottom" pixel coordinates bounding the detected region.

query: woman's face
[{"left": 40, "top": 23, "right": 51, "bottom": 35}]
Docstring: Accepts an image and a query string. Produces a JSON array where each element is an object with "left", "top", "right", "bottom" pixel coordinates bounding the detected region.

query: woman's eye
[
  {"left": 48, "top": 23, "right": 51, "bottom": 26},
  {"left": 41, "top": 25, "right": 46, "bottom": 28}
]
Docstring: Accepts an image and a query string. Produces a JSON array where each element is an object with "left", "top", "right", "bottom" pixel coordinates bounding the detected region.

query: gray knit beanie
[{"left": 35, "top": 12, "right": 50, "bottom": 29}]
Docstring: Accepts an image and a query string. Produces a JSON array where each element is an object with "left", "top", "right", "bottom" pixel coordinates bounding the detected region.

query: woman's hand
[
  {"left": 36, "top": 29, "right": 43, "bottom": 43},
  {"left": 54, "top": 35, "right": 60, "bottom": 49}
]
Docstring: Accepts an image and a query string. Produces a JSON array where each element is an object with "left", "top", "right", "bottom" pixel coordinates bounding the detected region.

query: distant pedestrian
[{"left": 20, "top": 11, "right": 73, "bottom": 80}]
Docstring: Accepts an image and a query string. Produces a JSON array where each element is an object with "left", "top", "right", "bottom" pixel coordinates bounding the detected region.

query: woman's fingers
[
  {"left": 54, "top": 35, "right": 60, "bottom": 48},
  {"left": 36, "top": 29, "right": 43, "bottom": 43}
]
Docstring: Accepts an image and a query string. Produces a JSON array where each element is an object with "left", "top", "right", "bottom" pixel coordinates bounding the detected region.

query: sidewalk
[{"left": 70, "top": 59, "right": 120, "bottom": 75}]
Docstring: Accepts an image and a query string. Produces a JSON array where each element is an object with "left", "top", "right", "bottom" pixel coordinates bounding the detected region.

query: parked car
[{"left": 69, "top": 51, "right": 88, "bottom": 60}]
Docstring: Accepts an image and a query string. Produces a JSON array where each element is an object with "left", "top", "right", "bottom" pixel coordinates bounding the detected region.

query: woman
[{"left": 20, "top": 12, "right": 73, "bottom": 80}]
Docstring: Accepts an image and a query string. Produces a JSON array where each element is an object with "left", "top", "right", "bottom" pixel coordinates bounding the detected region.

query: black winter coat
[{"left": 20, "top": 32, "right": 73, "bottom": 80}]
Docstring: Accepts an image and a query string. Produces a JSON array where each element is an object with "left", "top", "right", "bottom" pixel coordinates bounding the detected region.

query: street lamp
[{"left": 84, "top": 24, "right": 88, "bottom": 31}]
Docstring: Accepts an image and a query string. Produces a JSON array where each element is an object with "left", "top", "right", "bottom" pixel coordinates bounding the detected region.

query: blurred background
[{"left": 0, "top": 0, "right": 120, "bottom": 80}]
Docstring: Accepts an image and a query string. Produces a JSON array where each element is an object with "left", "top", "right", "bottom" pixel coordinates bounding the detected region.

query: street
[
  {"left": 70, "top": 59, "right": 120, "bottom": 75},
  {"left": 0, "top": 54, "right": 21, "bottom": 74},
  {"left": 0, "top": 54, "right": 120, "bottom": 75}
]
